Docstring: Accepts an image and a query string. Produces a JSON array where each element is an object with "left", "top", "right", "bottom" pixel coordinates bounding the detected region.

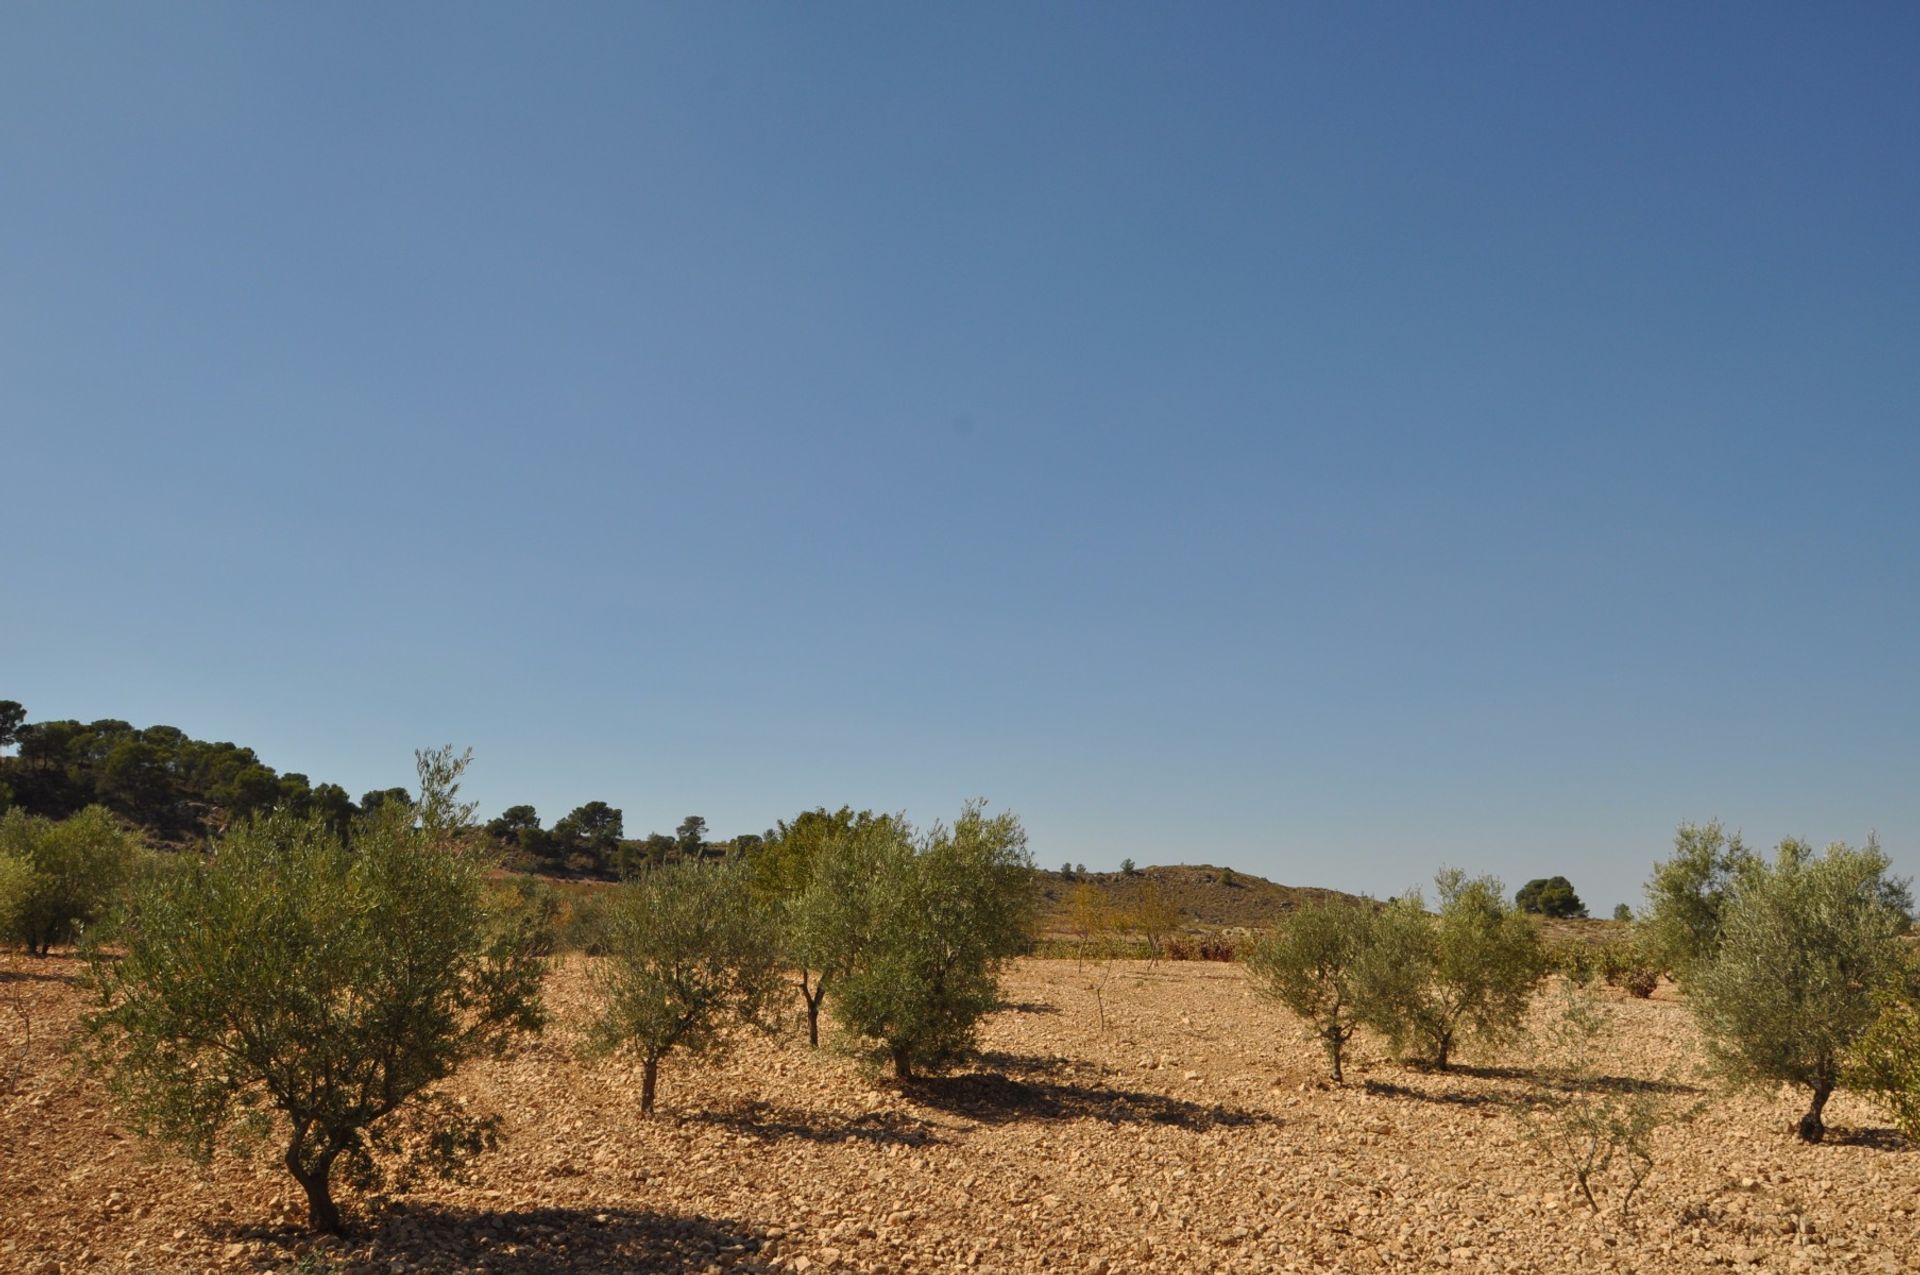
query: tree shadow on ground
[
  {"left": 0, "top": 965, "right": 81, "bottom": 985},
  {"left": 688, "top": 1101, "right": 946, "bottom": 1147},
  {"left": 1366, "top": 1069, "right": 1707, "bottom": 1111},
  {"left": 218, "top": 1203, "right": 769, "bottom": 1275},
  {"left": 1411, "top": 1061, "right": 1534, "bottom": 1082},
  {"left": 1361, "top": 1078, "right": 1508, "bottom": 1109},
  {"left": 1822, "top": 1126, "right": 1912, "bottom": 1152},
  {"left": 997, "top": 999, "right": 1062, "bottom": 1015},
  {"left": 904, "top": 1061, "right": 1276, "bottom": 1131},
  {"left": 1572, "top": 1073, "right": 1707, "bottom": 1098}
]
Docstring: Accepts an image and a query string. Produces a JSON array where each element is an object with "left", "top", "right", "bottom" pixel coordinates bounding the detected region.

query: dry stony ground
[{"left": 3, "top": 952, "right": 1918, "bottom": 1275}]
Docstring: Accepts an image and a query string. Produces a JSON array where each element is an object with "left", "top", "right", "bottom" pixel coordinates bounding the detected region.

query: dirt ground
[{"left": 3, "top": 952, "right": 1917, "bottom": 1275}]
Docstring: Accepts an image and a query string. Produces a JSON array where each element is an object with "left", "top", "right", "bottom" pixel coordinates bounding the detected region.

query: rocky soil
[{"left": 3, "top": 953, "right": 1917, "bottom": 1274}]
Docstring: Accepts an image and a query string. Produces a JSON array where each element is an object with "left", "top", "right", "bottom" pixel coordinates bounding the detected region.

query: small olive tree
[
  {"left": 1687, "top": 837, "right": 1912, "bottom": 1143},
  {"left": 589, "top": 859, "right": 781, "bottom": 1113},
  {"left": 80, "top": 748, "right": 546, "bottom": 1234},
  {"left": 0, "top": 805, "right": 142, "bottom": 954},
  {"left": 759, "top": 807, "right": 895, "bottom": 1047},
  {"left": 1514, "top": 985, "right": 1698, "bottom": 1217},
  {"left": 1354, "top": 869, "right": 1545, "bottom": 1070},
  {"left": 826, "top": 801, "right": 1036, "bottom": 1079},
  {"left": 1245, "top": 898, "right": 1377, "bottom": 1082}
]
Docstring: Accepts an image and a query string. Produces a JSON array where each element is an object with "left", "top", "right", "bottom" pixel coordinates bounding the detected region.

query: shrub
[
  {"left": 1596, "top": 938, "right": 1661, "bottom": 998},
  {"left": 1353, "top": 869, "right": 1546, "bottom": 1070},
  {"left": 0, "top": 805, "right": 142, "bottom": 954},
  {"left": 1165, "top": 935, "right": 1236, "bottom": 961},
  {"left": 79, "top": 748, "right": 546, "bottom": 1233},
  {"left": 1246, "top": 899, "right": 1378, "bottom": 1081},
  {"left": 0, "top": 849, "right": 31, "bottom": 949},
  {"left": 1620, "top": 966, "right": 1660, "bottom": 999},
  {"left": 1686, "top": 837, "right": 1912, "bottom": 1142},
  {"left": 1847, "top": 976, "right": 1920, "bottom": 1144},
  {"left": 1552, "top": 941, "right": 1600, "bottom": 989},
  {"left": 557, "top": 888, "right": 617, "bottom": 955},
  {"left": 824, "top": 801, "right": 1035, "bottom": 1079},
  {"left": 1127, "top": 879, "right": 1180, "bottom": 963},
  {"left": 589, "top": 859, "right": 780, "bottom": 1114}
]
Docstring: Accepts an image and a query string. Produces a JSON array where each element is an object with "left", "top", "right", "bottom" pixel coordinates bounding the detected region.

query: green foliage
[
  {"left": 1612, "top": 903, "right": 1633, "bottom": 923},
  {"left": 753, "top": 806, "right": 884, "bottom": 900},
  {"left": 1353, "top": 869, "right": 1546, "bottom": 1070},
  {"left": 1246, "top": 899, "right": 1378, "bottom": 1081},
  {"left": 0, "top": 805, "right": 142, "bottom": 954},
  {"left": 1686, "top": 836, "right": 1913, "bottom": 1143},
  {"left": 0, "top": 848, "right": 32, "bottom": 952},
  {"left": 1119, "top": 858, "right": 1136, "bottom": 876},
  {"left": 0, "top": 707, "right": 367, "bottom": 842},
  {"left": 358, "top": 787, "right": 412, "bottom": 818},
  {"left": 675, "top": 815, "right": 708, "bottom": 859},
  {"left": 1846, "top": 969, "right": 1920, "bottom": 1144},
  {"left": 0, "top": 700, "right": 25, "bottom": 752},
  {"left": 1638, "top": 821, "right": 1757, "bottom": 981},
  {"left": 486, "top": 804, "right": 542, "bottom": 844},
  {"left": 588, "top": 860, "right": 780, "bottom": 1114},
  {"left": 552, "top": 801, "right": 623, "bottom": 873},
  {"left": 1551, "top": 940, "right": 1600, "bottom": 988},
  {"left": 79, "top": 748, "right": 547, "bottom": 1233},
  {"left": 820, "top": 801, "right": 1036, "bottom": 1079},
  {"left": 1516, "top": 876, "right": 1587, "bottom": 919},
  {"left": 1594, "top": 937, "right": 1660, "bottom": 997},
  {"left": 1514, "top": 986, "right": 1698, "bottom": 1217},
  {"left": 774, "top": 810, "right": 899, "bottom": 1046}
]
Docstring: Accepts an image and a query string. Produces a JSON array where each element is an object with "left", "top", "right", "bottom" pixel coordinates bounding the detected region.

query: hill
[{"left": 1037, "top": 863, "right": 1367, "bottom": 936}]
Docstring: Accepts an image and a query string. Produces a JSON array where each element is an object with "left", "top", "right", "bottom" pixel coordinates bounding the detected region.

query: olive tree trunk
[{"left": 1796, "top": 1082, "right": 1834, "bottom": 1144}]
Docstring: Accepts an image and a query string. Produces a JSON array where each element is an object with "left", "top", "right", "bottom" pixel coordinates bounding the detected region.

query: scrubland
[{"left": 4, "top": 953, "right": 1916, "bottom": 1275}]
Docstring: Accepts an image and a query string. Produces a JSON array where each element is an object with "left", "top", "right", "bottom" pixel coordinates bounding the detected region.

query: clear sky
[{"left": 4, "top": 4, "right": 1916, "bottom": 912}]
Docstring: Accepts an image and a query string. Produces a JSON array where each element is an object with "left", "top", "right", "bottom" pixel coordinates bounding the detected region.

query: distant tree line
[
  {"left": 481, "top": 804, "right": 765, "bottom": 878},
  {"left": 0, "top": 700, "right": 358, "bottom": 842},
  {"left": 0, "top": 701, "right": 761, "bottom": 879}
]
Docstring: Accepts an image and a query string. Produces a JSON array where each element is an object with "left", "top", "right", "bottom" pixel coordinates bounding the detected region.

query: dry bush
[{"left": 1165, "top": 936, "right": 1235, "bottom": 962}]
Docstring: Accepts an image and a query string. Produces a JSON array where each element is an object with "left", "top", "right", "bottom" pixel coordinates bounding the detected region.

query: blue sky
[{"left": 4, "top": 4, "right": 1916, "bottom": 911}]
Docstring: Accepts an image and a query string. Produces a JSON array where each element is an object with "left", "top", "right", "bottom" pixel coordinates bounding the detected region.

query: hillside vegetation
[{"left": 1038, "top": 864, "right": 1367, "bottom": 935}]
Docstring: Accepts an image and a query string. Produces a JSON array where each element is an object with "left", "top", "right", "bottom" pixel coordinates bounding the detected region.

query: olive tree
[
  {"left": 758, "top": 807, "right": 895, "bottom": 1047},
  {"left": 825, "top": 801, "right": 1036, "bottom": 1079},
  {"left": 1638, "top": 821, "right": 1757, "bottom": 982},
  {"left": 0, "top": 805, "right": 142, "bottom": 954},
  {"left": 1245, "top": 898, "right": 1378, "bottom": 1082},
  {"left": 1687, "top": 837, "right": 1912, "bottom": 1143},
  {"left": 1354, "top": 869, "right": 1545, "bottom": 1070},
  {"left": 80, "top": 748, "right": 546, "bottom": 1233},
  {"left": 589, "top": 859, "right": 780, "bottom": 1114}
]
